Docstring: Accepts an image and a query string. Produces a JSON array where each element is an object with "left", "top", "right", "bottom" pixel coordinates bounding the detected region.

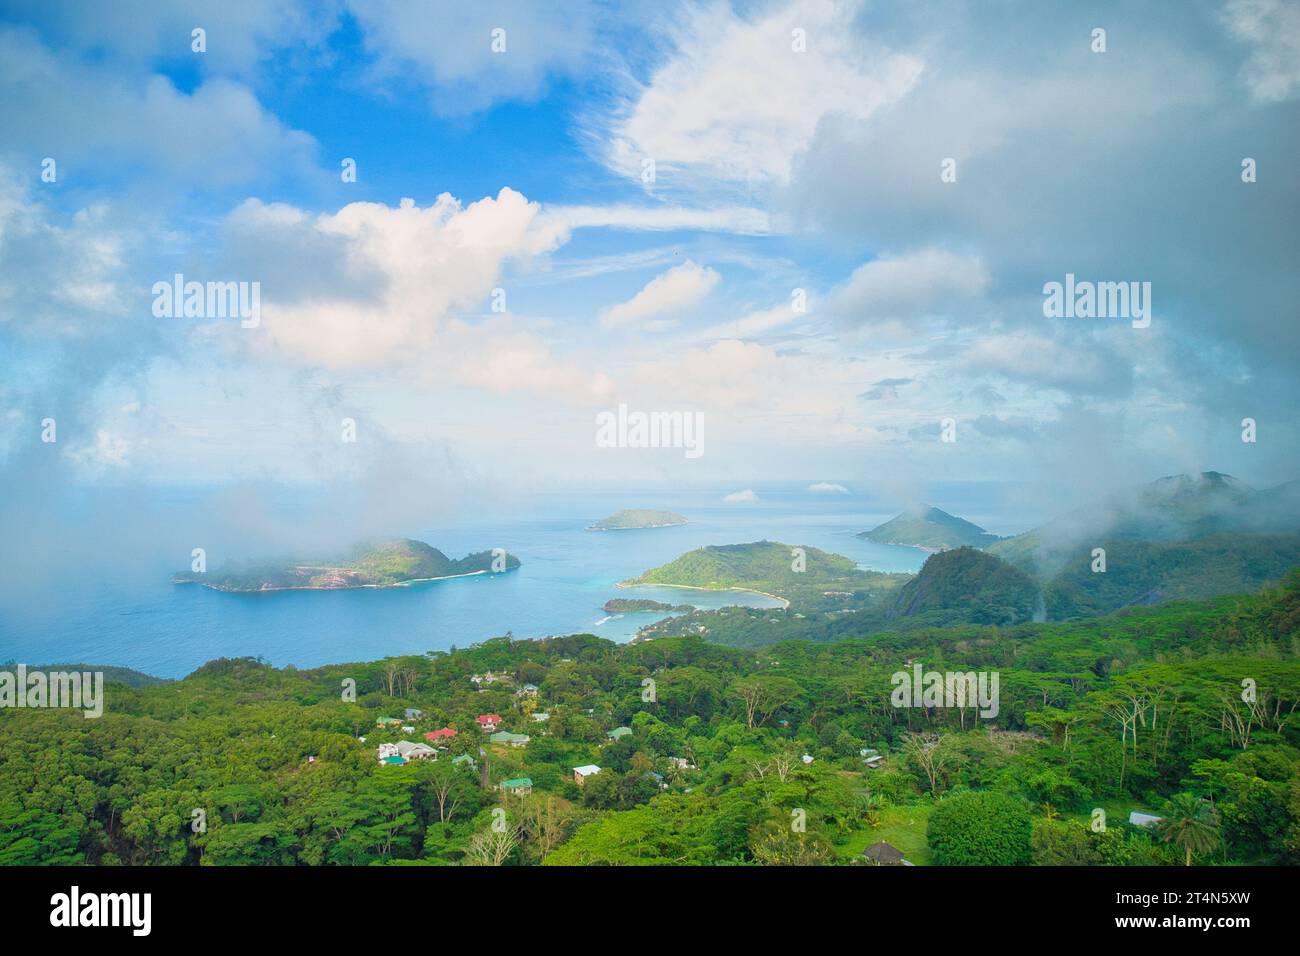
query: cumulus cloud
[
  {"left": 602, "top": 0, "right": 922, "bottom": 193},
  {"left": 722, "top": 488, "right": 758, "bottom": 502},
  {"left": 600, "top": 259, "right": 720, "bottom": 330}
]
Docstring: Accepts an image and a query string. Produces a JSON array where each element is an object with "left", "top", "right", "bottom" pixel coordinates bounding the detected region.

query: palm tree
[{"left": 1156, "top": 793, "right": 1221, "bottom": 866}]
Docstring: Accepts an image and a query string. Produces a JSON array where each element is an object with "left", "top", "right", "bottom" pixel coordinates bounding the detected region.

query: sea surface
[{"left": 0, "top": 481, "right": 1036, "bottom": 678}]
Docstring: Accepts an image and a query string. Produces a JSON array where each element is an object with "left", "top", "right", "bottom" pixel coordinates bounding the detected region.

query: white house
[
  {"left": 395, "top": 740, "right": 437, "bottom": 761},
  {"left": 573, "top": 764, "right": 601, "bottom": 786}
]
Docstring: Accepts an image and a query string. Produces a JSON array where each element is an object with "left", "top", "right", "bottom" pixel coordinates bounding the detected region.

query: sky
[{"left": 1, "top": 0, "right": 1298, "bottom": 526}]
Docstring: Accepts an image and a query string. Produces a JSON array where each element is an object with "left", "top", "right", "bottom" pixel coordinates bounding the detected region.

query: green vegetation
[
  {"left": 890, "top": 547, "right": 1040, "bottom": 627},
  {"left": 625, "top": 540, "right": 908, "bottom": 614},
  {"left": 860, "top": 505, "right": 1001, "bottom": 550},
  {"left": 588, "top": 510, "right": 688, "bottom": 531},
  {"left": 172, "top": 538, "right": 520, "bottom": 592},
  {"left": 3, "top": 570, "right": 1298, "bottom": 866},
  {"left": 603, "top": 598, "right": 692, "bottom": 614}
]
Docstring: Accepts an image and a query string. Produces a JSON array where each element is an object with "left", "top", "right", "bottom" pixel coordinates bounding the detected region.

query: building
[
  {"left": 375, "top": 716, "right": 401, "bottom": 729},
  {"left": 667, "top": 757, "right": 695, "bottom": 770},
  {"left": 1129, "top": 812, "right": 1163, "bottom": 828},
  {"left": 394, "top": 740, "right": 437, "bottom": 761},
  {"left": 451, "top": 753, "right": 476, "bottom": 769},
  {"left": 573, "top": 764, "right": 601, "bottom": 786},
  {"left": 531, "top": 711, "right": 551, "bottom": 722},
  {"left": 404, "top": 708, "right": 425, "bottom": 720},
  {"left": 476, "top": 714, "right": 502, "bottom": 732},
  {"left": 424, "top": 727, "right": 458, "bottom": 743},
  {"left": 499, "top": 777, "right": 533, "bottom": 796},
  {"left": 606, "top": 726, "right": 632, "bottom": 742},
  {"left": 489, "top": 731, "right": 530, "bottom": 748},
  {"left": 863, "top": 842, "right": 913, "bottom": 866},
  {"left": 516, "top": 683, "right": 539, "bottom": 698}
]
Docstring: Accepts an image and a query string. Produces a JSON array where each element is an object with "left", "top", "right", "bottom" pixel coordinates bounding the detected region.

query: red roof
[
  {"left": 476, "top": 714, "right": 501, "bottom": 725},
  {"left": 424, "top": 728, "right": 457, "bottom": 741}
]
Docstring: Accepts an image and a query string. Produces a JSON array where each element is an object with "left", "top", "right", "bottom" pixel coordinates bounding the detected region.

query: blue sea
[{"left": 0, "top": 481, "right": 1035, "bottom": 679}]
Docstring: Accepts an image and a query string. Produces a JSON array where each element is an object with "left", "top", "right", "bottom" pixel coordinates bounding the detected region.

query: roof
[
  {"left": 395, "top": 741, "right": 436, "bottom": 757},
  {"left": 607, "top": 726, "right": 632, "bottom": 738},
  {"left": 476, "top": 714, "right": 502, "bottom": 723},
  {"left": 501, "top": 777, "right": 533, "bottom": 789},
  {"left": 451, "top": 754, "right": 475, "bottom": 765},
  {"left": 424, "top": 728, "right": 457, "bottom": 740},
  {"left": 863, "top": 842, "right": 905, "bottom": 864},
  {"left": 375, "top": 716, "right": 399, "bottom": 724},
  {"left": 1129, "top": 812, "right": 1163, "bottom": 827},
  {"left": 573, "top": 764, "right": 601, "bottom": 775},
  {"left": 489, "top": 731, "right": 530, "bottom": 744}
]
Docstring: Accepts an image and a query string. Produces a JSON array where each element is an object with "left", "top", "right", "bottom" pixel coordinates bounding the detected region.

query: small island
[
  {"left": 172, "top": 538, "right": 520, "bottom": 592},
  {"left": 859, "top": 505, "right": 1001, "bottom": 551},
  {"left": 587, "top": 509, "right": 688, "bottom": 531},
  {"left": 602, "top": 598, "right": 693, "bottom": 614}
]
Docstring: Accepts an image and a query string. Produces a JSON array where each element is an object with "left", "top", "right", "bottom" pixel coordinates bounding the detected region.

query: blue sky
[{"left": 1, "top": 0, "right": 1298, "bottom": 518}]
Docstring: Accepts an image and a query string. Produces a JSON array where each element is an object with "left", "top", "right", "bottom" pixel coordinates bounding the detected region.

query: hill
[
  {"left": 622, "top": 540, "right": 908, "bottom": 611},
  {"left": 588, "top": 509, "right": 688, "bottom": 531},
  {"left": 172, "top": 538, "right": 520, "bottom": 592},
  {"left": 859, "top": 504, "right": 1001, "bottom": 550},
  {"left": 890, "top": 547, "right": 1041, "bottom": 626}
]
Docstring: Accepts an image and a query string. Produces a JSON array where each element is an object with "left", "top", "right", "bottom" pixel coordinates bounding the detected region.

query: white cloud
[
  {"left": 831, "top": 249, "right": 989, "bottom": 326},
  {"left": 808, "top": 481, "right": 849, "bottom": 493},
  {"left": 347, "top": 0, "right": 597, "bottom": 114},
  {"left": 722, "top": 488, "right": 758, "bottom": 502},
  {"left": 1223, "top": 0, "right": 1300, "bottom": 101},
  {"left": 548, "top": 204, "right": 771, "bottom": 235},
  {"left": 603, "top": 0, "right": 922, "bottom": 192},
  {"left": 601, "top": 259, "right": 720, "bottom": 330}
]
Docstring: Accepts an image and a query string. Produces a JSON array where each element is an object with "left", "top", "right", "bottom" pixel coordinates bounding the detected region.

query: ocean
[{"left": 0, "top": 481, "right": 1034, "bottom": 678}]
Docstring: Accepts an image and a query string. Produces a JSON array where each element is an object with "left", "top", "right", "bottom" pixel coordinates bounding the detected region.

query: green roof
[
  {"left": 490, "top": 731, "right": 529, "bottom": 743},
  {"left": 451, "top": 754, "right": 475, "bottom": 765},
  {"left": 501, "top": 777, "right": 533, "bottom": 789},
  {"left": 607, "top": 726, "right": 631, "bottom": 738}
]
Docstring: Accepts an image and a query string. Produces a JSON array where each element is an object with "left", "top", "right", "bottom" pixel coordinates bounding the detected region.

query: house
[
  {"left": 801, "top": 754, "right": 814, "bottom": 765},
  {"left": 404, "top": 708, "right": 425, "bottom": 720},
  {"left": 531, "top": 711, "right": 551, "bottom": 722},
  {"left": 863, "top": 842, "right": 913, "bottom": 866},
  {"left": 377, "top": 743, "right": 408, "bottom": 765},
  {"left": 667, "top": 757, "right": 695, "bottom": 771},
  {"left": 476, "top": 714, "right": 502, "bottom": 732},
  {"left": 424, "top": 727, "right": 457, "bottom": 743},
  {"left": 606, "top": 726, "right": 632, "bottom": 742},
  {"left": 573, "top": 764, "right": 601, "bottom": 786},
  {"left": 451, "top": 754, "right": 476, "bottom": 769},
  {"left": 489, "top": 731, "right": 530, "bottom": 748},
  {"left": 380, "top": 754, "right": 408, "bottom": 766},
  {"left": 499, "top": 777, "right": 533, "bottom": 796},
  {"left": 394, "top": 740, "right": 437, "bottom": 761},
  {"left": 860, "top": 749, "right": 884, "bottom": 768},
  {"left": 375, "top": 716, "right": 401, "bottom": 728},
  {"left": 1129, "top": 812, "right": 1163, "bottom": 828},
  {"left": 401, "top": 725, "right": 416, "bottom": 734},
  {"left": 515, "top": 683, "right": 539, "bottom": 698},
  {"left": 470, "top": 671, "right": 510, "bottom": 687}
]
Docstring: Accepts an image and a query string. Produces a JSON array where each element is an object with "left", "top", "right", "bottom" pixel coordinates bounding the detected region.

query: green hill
[
  {"left": 173, "top": 538, "right": 520, "bottom": 592},
  {"left": 588, "top": 509, "right": 688, "bottom": 530},
  {"left": 860, "top": 505, "right": 1001, "bottom": 550},
  {"left": 623, "top": 540, "right": 908, "bottom": 611},
  {"left": 890, "top": 546, "right": 1040, "bottom": 626}
]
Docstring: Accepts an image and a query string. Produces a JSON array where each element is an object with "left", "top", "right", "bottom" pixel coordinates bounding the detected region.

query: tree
[
  {"left": 1156, "top": 793, "right": 1221, "bottom": 866},
  {"left": 729, "top": 676, "right": 801, "bottom": 729},
  {"left": 901, "top": 731, "right": 958, "bottom": 794},
  {"left": 462, "top": 821, "right": 520, "bottom": 866},
  {"left": 928, "top": 791, "right": 1032, "bottom": 866}
]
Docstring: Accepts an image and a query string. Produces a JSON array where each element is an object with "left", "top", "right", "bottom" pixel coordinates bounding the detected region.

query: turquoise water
[{"left": 0, "top": 481, "right": 1030, "bottom": 678}]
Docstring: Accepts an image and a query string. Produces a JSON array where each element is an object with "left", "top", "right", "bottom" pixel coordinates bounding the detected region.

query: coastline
[
  {"left": 615, "top": 579, "right": 792, "bottom": 610},
  {"left": 173, "top": 568, "right": 493, "bottom": 594}
]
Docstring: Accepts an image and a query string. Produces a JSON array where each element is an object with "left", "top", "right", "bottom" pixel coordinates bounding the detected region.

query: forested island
[
  {"left": 860, "top": 505, "right": 1001, "bottom": 550},
  {"left": 172, "top": 538, "right": 520, "bottom": 592},
  {"left": 587, "top": 509, "right": 688, "bottom": 531}
]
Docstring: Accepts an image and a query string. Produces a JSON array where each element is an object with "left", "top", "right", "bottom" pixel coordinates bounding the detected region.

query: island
[
  {"left": 859, "top": 504, "right": 1001, "bottom": 551},
  {"left": 172, "top": 538, "right": 520, "bottom": 592},
  {"left": 602, "top": 598, "right": 693, "bottom": 614},
  {"left": 620, "top": 540, "right": 908, "bottom": 612},
  {"left": 587, "top": 509, "right": 688, "bottom": 531}
]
